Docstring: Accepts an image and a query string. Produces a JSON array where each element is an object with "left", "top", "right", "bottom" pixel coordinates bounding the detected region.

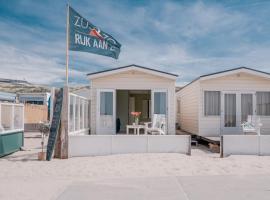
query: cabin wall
[
  {"left": 89, "top": 70, "right": 176, "bottom": 135},
  {"left": 199, "top": 72, "right": 270, "bottom": 136},
  {"left": 177, "top": 81, "right": 200, "bottom": 134}
]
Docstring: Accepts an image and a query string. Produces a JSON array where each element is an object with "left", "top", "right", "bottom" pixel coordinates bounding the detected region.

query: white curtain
[
  {"left": 224, "top": 94, "right": 236, "bottom": 127},
  {"left": 241, "top": 94, "right": 253, "bottom": 122},
  {"left": 257, "top": 92, "right": 270, "bottom": 116},
  {"left": 204, "top": 91, "right": 220, "bottom": 116}
]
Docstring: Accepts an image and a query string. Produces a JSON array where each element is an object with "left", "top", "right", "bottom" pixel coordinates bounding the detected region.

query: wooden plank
[
  {"left": 60, "top": 86, "right": 69, "bottom": 158},
  {"left": 46, "top": 88, "right": 63, "bottom": 161},
  {"left": 200, "top": 136, "right": 220, "bottom": 145}
]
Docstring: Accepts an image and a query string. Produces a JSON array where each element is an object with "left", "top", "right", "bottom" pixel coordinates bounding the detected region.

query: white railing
[
  {"left": 0, "top": 102, "right": 24, "bottom": 134},
  {"left": 68, "top": 93, "right": 90, "bottom": 135}
]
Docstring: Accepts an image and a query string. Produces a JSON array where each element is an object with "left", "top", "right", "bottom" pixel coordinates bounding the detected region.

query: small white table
[{"left": 126, "top": 125, "right": 146, "bottom": 135}]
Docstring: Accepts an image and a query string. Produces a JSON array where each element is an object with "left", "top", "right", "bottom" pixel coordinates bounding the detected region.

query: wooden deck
[{"left": 199, "top": 136, "right": 220, "bottom": 145}]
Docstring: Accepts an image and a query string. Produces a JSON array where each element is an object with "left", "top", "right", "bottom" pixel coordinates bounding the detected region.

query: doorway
[
  {"left": 221, "top": 91, "right": 256, "bottom": 134},
  {"left": 116, "top": 90, "right": 151, "bottom": 133}
]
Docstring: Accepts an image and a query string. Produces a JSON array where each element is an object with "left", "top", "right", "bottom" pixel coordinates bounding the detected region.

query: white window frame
[{"left": 203, "top": 90, "right": 221, "bottom": 117}]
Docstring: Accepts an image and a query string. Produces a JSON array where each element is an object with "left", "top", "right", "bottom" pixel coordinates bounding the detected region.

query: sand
[{"left": 1, "top": 132, "right": 270, "bottom": 199}]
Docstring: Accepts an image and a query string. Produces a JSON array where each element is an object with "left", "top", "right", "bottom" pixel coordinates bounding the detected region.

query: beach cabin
[
  {"left": 176, "top": 67, "right": 270, "bottom": 137},
  {"left": 87, "top": 64, "right": 178, "bottom": 135},
  {"left": 17, "top": 92, "right": 50, "bottom": 105}
]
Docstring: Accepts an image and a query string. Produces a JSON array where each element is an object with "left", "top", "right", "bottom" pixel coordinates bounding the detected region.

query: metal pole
[{"left": 66, "top": 4, "right": 70, "bottom": 86}]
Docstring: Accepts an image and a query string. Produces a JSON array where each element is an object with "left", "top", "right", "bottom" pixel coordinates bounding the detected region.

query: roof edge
[
  {"left": 179, "top": 66, "right": 270, "bottom": 91},
  {"left": 86, "top": 64, "right": 178, "bottom": 77}
]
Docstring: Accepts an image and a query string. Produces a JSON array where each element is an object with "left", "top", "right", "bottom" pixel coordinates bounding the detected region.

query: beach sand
[{"left": 1, "top": 132, "right": 270, "bottom": 199}]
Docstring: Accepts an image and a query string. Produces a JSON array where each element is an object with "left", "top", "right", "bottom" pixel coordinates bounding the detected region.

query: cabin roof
[{"left": 179, "top": 67, "right": 270, "bottom": 91}]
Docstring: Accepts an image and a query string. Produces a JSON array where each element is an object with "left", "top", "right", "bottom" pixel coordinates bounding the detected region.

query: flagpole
[{"left": 65, "top": 3, "right": 70, "bottom": 86}]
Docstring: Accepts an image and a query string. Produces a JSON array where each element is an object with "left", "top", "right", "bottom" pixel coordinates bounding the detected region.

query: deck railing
[
  {"left": 68, "top": 93, "right": 90, "bottom": 135},
  {"left": 0, "top": 102, "right": 24, "bottom": 134}
]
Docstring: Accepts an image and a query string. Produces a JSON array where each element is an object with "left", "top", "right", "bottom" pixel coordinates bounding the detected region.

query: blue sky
[{"left": 0, "top": 0, "right": 270, "bottom": 86}]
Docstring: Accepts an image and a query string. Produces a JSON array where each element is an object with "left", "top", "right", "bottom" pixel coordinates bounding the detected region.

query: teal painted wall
[{"left": 0, "top": 131, "right": 23, "bottom": 157}]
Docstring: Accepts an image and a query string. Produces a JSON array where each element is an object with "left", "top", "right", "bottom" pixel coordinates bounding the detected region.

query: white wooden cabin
[
  {"left": 176, "top": 67, "right": 270, "bottom": 137},
  {"left": 87, "top": 64, "right": 178, "bottom": 135}
]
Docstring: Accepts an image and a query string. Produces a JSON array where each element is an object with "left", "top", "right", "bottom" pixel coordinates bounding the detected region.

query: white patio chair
[
  {"left": 144, "top": 114, "right": 166, "bottom": 135},
  {"left": 242, "top": 115, "right": 262, "bottom": 135}
]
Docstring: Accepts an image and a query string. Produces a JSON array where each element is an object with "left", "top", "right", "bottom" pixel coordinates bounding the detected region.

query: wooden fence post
[{"left": 220, "top": 135, "right": 224, "bottom": 158}]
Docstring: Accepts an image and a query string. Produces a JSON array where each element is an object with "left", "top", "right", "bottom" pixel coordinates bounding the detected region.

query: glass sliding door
[
  {"left": 224, "top": 93, "right": 236, "bottom": 127},
  {"left": 97, "top": 89, "right": 115, "bottom": 134}
]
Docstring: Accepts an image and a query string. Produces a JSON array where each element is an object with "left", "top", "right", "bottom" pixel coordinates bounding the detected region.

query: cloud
[
  {"left": 0, "top": 0, "right": 270, "bottom": 87},
  {"left": 0, "top": 44, "right": 84, "bottom": 85}
]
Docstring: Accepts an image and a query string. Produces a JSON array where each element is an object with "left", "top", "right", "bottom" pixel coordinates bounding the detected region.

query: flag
[{"left": 68, "top": 6, "right": 121, "bottom": 59}]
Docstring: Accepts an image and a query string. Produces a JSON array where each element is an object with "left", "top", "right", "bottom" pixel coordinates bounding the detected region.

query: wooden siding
[
  {"left": 177, "top": 81, "right": 199, "bottom": 134},
  {"left": 89, "top": 70, "right": 176, "bottom": 135}
]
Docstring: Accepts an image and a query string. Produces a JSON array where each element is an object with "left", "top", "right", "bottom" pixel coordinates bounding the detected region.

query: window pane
[
  {"left": 204, "top": 91, "right": 220, "bottom": 116},
  {"left": 84, "top": 100, "right": 89, "bottom": 129},
  {"left": 75, "top": 97, "right": 80, "bottom": 131},
  {"left": 69, "top": 95, "right": 75, "bottom": 132},
  {"left": 14, "top": 105, "right": 23, "bottom": 129},
  {"left": 241, "top": 94, "right": 253, "bottom": 122},
  {"left": 224, "top": 94, "right": 236, "bottom": 127},
  {"left": 80, "top": 99, "right": 83, "bottom": 129},
  {"left": 1, "top": 104, "right": 13, "bottom": 131},
  {"left": 257, "top": 92, "right": 270, "bottom": 116},
  {"left": 100, "top": 92, "right": 113, "bottom": 115},
  {"left": 154, "top": 92, "right": 166, "bottom": 114}
]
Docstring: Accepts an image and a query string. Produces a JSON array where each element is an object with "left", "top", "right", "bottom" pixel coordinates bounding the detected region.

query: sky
[{"left": 0, "top": 0, "right": 270, "bottom": 87}]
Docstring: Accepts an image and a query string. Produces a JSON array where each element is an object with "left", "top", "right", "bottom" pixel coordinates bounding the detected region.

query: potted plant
[
  {"left": 131, "top": 112, "right": 141, "bottom": 125},
  {"left": 38, "top": 121, "right": 50, "bottom": 161}
]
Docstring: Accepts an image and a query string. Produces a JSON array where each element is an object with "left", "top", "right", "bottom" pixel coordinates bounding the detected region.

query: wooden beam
[{"left": 54, "top": 86, "right": 69, "bottom": 159}]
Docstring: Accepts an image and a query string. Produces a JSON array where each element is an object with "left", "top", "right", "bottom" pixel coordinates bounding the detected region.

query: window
[
  {"left": 68, "top": 94, "right": 90, "bottom": 134},
  {"left": 224, "top": 93, "right": 236, "bottom": 127},
  {"left": 154, "top": 92, "right": 166, "bottom": 114},
  {"left": 100, "top": 92, "right": 113, "bottom": 115},
  {"left": 75, "top": 97, "right": 80, "bottom": 131},
  {"left": 84, "top": 100, "right": 89, "bottom": 128},
  {"left": 80, "top": 99, "right": 83, "bottom": 129},
  {"left": 257, "top": 92, "right": 270, "bottom": 116},
  {"left": 69, "top": 95, "right": 75, "bottom": 132},
  {"left": 241, "top": 94, "right": 253, "bottom": 122},
  {"left": 204, "top": 91, "right": 220, "bottom": 116}
]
